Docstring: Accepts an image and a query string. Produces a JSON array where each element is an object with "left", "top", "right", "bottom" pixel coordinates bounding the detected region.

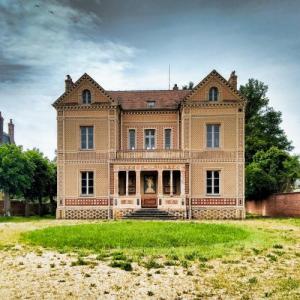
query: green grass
[
  {"left": 21, "top": 221, "right": 266, "bottom": 259},
  {"left": 0, "top": 215, "right": 55, "bottom": 223}
]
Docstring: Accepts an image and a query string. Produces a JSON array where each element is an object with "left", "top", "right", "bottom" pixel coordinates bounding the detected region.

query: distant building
[{"left": 0, "top": 112, "right": 15, "bottom": 145}]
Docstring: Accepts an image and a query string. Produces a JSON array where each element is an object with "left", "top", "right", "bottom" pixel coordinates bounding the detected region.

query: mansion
[{"left": 53, "top": 70, "right": 245, "bottom": 220}]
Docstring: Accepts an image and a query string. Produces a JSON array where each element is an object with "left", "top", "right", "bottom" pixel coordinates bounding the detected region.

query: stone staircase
[{"left": 122, "top": 208, "right": 177, "bottom": 220}]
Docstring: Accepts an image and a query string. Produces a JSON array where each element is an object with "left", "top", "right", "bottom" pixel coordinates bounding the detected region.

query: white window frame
[
  {"left": 164, "top": 128, "right": 172, "bottom": 150},
  {"left": 144, "top": 129, "right": 156, "bottom": 150},
  {"left": 209, "top": 87, "right": 219, "bottom": 101},
  {"left": 206, "top": 124, "right": 220, "bottom": 148},
  {"left": 81, "top": 171, "right": 94, "bottom": 196},
  {"left": 147, "top": 101, "right": 156, "bottom": 108},
  {"left": 128, "top": 128, "right": 136, "bottom": 150},
  {"left": 82, "top": 89, "right": 92, "bottom": 104},
  {"left": 206, "top": 170, "right": 220, "bottom": 195},
  {"left": 80, "top": 126, "right": 94, "bottom": 150}
]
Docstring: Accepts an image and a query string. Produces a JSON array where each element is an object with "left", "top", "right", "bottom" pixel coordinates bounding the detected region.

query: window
[
  {"left": 80, "top": 126, "right": 94, "bottom": 149},
  {"left": 82, "top": 89, "right": 91, "bottom": 104},
  {"left": 81, "top": 171, "right": 94, "bottom": 195},
  {"left": 207, "top": 124, "right": 220, "bottom": 148},
  {"left": 164, "top": 128, "right": 171, "bottom": 149},
  {"left": 209, "top": 87, "right": 219, "bottom": 101},
  {"left": 145, "top": 129, "right": 155, "bottom": 149},
  {"left": 147, "top": 101, "right": 156, "bottom": 108},
  {"left": 128, "top": 129, "right": 136, "bottom": 150},
  {"left": 206, "top": 170, "right": 220, "bottom": 195}
]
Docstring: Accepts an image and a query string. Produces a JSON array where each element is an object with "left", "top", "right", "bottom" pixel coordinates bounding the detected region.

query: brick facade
[{"left": 53, "top": 70, "right": 246, "bottom": 220}]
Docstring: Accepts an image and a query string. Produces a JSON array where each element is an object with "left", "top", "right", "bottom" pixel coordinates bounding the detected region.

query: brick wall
[{"left": 246, "top": 192, "right": 300, "bottom": 217}]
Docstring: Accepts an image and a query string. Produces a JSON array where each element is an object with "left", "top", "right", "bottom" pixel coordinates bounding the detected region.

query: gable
[
  {"left": 184, "top": 70, "right": 246, "bottom": 103},
  {"left": 52, "top": 73, "right": 115, "bottom": 108}
]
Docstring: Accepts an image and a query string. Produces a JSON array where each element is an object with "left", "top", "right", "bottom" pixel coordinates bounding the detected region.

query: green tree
[
  {"left": 246, "top": 147, "right": 300, "bottom": 199},
  {"left": 182, "top": 81, "right": 194, "bottom": 90},
  {"left": 240, "top": 79, "right": 293, "bottom": 164},
  {"left": 24, "top": 149, "right": 51, "bottom": 216},
  {"left": 0, "top": 144, "right": 34, "bottom": 216},
  {"left": 46, "top": 161, "right": 57, "bottom": 215}
]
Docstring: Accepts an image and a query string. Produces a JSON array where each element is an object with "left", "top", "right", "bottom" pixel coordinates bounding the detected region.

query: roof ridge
[{"left": 107, "top": 90, "right": 189, "bottom": 92}]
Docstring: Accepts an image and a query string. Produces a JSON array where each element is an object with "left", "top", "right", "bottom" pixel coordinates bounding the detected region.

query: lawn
[
  {"left": 0, "top": 215, "right": 54, "bottom": 223},
  {"left": 22, "top": 220, "right": 283, "bottom": 259}
]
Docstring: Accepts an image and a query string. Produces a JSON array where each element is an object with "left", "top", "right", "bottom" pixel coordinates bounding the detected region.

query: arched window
[
  {"left": 82, "top": 89, "right": 91, "bottom": 104},
  {"left": 209, "top": 87, "right": 219, "bottom": 101}
]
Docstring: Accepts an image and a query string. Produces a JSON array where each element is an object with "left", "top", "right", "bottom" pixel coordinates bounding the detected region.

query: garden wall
[
  {"left": 246, "top": 192, "right": 300, "bottom": 217},
  {"left": 0, "top": 200, "right": 52, "bottom": 216}
]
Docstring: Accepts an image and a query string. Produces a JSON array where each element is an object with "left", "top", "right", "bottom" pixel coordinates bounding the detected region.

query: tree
[
  {"left": 245, "top": 147, "right": 300, "bottom": 199},
  {"left": 46, "top": 161, "right": 57, "bottom": 215},
  {"left": 240, "top": 79, "right": 293, "bottom": 164},
  {"left": 0, "top": 144, "right": 34, "bottom": 216},
  {"left": 24, "top": 149, "right": 51, "bottom": 216}
]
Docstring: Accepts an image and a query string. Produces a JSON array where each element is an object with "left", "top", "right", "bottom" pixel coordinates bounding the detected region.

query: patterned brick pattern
[
  {"left": 64, "top": 208, "right": 111, "bottom": 219},
  {"left": 65, "top": 198, "right": 108, "bottom": 206},
  {"left": 166, "top": 209, "right": 186, "bottom": 219},
  {"left": 185, "top": 164, "right": 189, "bottom": 194},
  {"left": 192, "top": 207, "right": 244, "bottom": 220},
  {"left": 114, "top": 208, "right": 135, "bottom": 219},
  {"left": 191, "top": 198, "right": 236, "bottom": 206}
]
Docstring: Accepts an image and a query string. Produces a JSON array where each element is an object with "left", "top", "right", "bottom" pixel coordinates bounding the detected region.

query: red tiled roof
[{"left": 107, "top": 90, "right": 190, "bottom": 110}]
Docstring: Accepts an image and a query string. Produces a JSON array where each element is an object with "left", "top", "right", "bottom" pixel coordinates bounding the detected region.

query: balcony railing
[{"left": 115, "top": 149, "right": 189, "bottom": 160}]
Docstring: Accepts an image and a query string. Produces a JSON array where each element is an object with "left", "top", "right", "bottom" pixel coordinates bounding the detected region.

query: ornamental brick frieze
[
  {"left": 191, "top": 198, "right": 237, "bottom": 206},
  {"left": 65, "top": 198, "right": 109, "bottom": 206},
  {"left": 114, "top": 163, "right": 186, "bottom": 172}
]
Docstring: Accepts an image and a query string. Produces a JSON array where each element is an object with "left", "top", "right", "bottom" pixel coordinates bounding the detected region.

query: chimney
[
  {"left": 65, "top": 75, "right": 73, "bottom": 92},
  {"left": 0, "top": 112, "right": 3, "bottom": 144},
  {"left": 8, "top": 119, "right": 15, "bottom": 144},
  {"left": 173, "top": 84, "right": 179, "bottom": 90},
  {"left": 228, "top": 71, "right": 237, "bottom": 90}
]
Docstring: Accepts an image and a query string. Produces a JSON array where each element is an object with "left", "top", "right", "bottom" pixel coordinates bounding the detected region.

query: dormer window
[
  {"left": 209, "top": 87, "right": 219, "bottom": 101},
  {"left": 147, "top": 101, "right": 156, "bottom": 108},
  {"left": 82, "top": 89, "right": 91, "bottom": 104}
]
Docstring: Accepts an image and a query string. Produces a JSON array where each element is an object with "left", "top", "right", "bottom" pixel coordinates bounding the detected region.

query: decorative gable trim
[
  {"left": 182, "top": 70, "right": 247, "bottom": 103},
  {"left": 52, "top": 73, "right": 115, "bottom": 108}
]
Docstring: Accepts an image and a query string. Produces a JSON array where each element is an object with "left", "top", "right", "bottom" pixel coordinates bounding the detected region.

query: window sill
[
  {"left": 79, "top": 149, "right": 95, "bottom": 151},
  {"left": 205, "top": 194, "right": 221, "bottom": 197},
  {"left": 80, "top": 195, "right": 95, "bottom": 198}
]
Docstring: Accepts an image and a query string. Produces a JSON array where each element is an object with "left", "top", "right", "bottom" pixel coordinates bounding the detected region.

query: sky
[{"left": 0, "top": 0, "right": 300, "bottom": 159}]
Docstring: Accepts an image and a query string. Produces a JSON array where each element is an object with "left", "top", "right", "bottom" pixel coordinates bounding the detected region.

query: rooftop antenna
[{"left": 168, "top": 64, "right": 170, "bottom": 90}]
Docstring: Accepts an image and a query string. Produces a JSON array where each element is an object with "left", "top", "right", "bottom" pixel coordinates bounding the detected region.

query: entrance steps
[{"left": 122, "top": 208, "right": 177, "bottom": 220}]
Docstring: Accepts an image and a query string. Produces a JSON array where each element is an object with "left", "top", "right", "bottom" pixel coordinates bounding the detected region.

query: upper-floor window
[
  {"left": 145, "top": 129, "right": 155, "bottom": 150},
  {"left": 81, "top": 126, "right": 94, "bottom": 149},
  {"left": 209, "top": 87, "right": 219, "bottom": 101},
  {"left": 206, "top": 170, "right": 220, "bottom": 195},
  {"left": 81, "top": 171, "right": 94, "bottom": 195},
  {"left": 128, "top": 129, "right": 136, "bottom": 150},
  {"left": 207, "top": 124, "right": 220, "bottom": 148},
  {"left": 82, "top": 89, "right": 91, "bottom": 104},
  {"left": 164, "top": 128, "right": 172, "bottom": 149},
  {"left": 147, "top": 101, "right": 156, "bottom": 108}
]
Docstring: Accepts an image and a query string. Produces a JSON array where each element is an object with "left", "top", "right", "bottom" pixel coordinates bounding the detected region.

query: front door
[{"left": 141, "top": 172, "right": 157, "bottom": 208}]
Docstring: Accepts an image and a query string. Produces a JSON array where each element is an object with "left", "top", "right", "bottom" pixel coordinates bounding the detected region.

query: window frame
[
  {"left": 144, "top": 128, "right": 156, "bottom": 150},
  {"left": 147, "top": 101, "right": 156, "bottom": 108},
  {"left": 80, "top": 126, "right": 94, "bottom": 150},
  {"left": 206, "top": 124, "right": 220, "bottom": 149},
  {"left": 82, "top": 89, "right": 92, "bottom": 104},
  {"left": 128, "top": 128, "right": 136, "bottom": 150},
  {"left": 206, "top": 170, "right": 220, "bottom": 196},
  {"left": 80, "top": 171, "right": 94, "bottom": 196},
  {"left": 164, "top": 128, "right": 172, "bottom": 150},
  {"left": 208, "top": 87, "right": 219, "bottom": 102}
]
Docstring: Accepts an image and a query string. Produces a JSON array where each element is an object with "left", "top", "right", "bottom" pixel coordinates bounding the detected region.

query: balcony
[{"left": 115, "top": 149, "right": 189, "bottom": 161}]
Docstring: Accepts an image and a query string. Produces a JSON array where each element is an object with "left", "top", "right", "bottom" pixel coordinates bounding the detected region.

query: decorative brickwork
[
  {"left": 64, "top": 208, "right": 111, "bottom": 219},
  {"left": 191, "top": 198, "right": 237, "bottom": 206},
  {"left": 114, "top": 208, "right": 135, "bottom": 219},
  {"left": 192, "top": 207, "right": 244, "bottom": 220},
  {"left": 65, "top": 198, "right": 108, "bottom": 206},
  {"left": 166, "top": 209, "right": 186, "bottom": 219}
]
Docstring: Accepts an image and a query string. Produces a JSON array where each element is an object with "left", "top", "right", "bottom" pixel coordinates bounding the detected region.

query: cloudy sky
[{"left": 1, "top": 0, "right": 300, "bottom": 159}]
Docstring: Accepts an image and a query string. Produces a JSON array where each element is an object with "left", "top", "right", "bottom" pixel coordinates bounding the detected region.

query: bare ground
[{"left": 0, "top": 219, "right": 300, "bottom": 300}]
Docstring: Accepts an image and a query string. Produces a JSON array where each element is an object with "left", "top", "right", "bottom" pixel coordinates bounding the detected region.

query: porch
[{"left": 113, "top": 166, "right": 187, "bottom": 212}]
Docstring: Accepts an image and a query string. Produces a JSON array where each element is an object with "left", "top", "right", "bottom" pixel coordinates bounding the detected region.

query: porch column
[
  {"left": 114, "top": 170, "right": 119, "bottom": 197},
  {"left": 126, "top": 170, "right": 129, "bottom": 196},
  {"left": 158, "top": 170, "right": 163, "bottom": 196},
  {"left": 136, "top": 170, "right": 141, "bottom": 197},
  {"left": 181, "top": 169, "right": 185, "bottom": 196},
  {"left": 170, "top": 170, "right": 173, "bottom": 196}
]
